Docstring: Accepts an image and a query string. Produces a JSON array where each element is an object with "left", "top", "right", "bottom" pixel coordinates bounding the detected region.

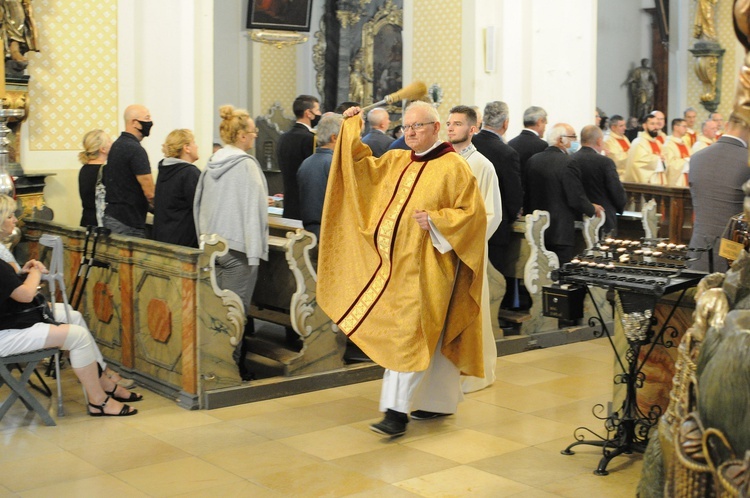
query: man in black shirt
[{"left": 103, "top": 104, "right": 155, "bottom": 237}]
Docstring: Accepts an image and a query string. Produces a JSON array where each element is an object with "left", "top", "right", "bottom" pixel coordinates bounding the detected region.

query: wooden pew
[
  {"left": 245, "top": 217, "right": 347, "bottom": 376},
  {"left": 488, "top": 213, "right": 613, "bottom": 344},
  {"left": 22, "top": 218, "right": 357, "bottom": 409}
]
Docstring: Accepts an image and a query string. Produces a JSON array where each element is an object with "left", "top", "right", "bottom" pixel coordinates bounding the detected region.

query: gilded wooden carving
[{"left": 360, "top": 0, "right": 402, "bottom": 109}]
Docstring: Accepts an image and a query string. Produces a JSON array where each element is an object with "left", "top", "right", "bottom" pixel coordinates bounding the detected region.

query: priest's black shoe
[
  {"left": 370, "top": 409, "right": 408, "bottom": 437},
  {"left": 410, "top": 410, "right": 451, "bottom": 420}
]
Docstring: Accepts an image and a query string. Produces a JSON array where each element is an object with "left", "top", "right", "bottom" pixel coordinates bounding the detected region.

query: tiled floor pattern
[{"left": 0, "top": 339, "right": 643, "bottom": 497}]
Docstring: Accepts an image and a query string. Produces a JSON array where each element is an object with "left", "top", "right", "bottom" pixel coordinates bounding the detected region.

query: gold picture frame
[{"left": 360, "top": 0, "right": 402, "bottom": 109}]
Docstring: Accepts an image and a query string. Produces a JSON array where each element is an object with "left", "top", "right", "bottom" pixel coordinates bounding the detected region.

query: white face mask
[{"left": 568, "top": 141, "right": 581, "bottom": 154}]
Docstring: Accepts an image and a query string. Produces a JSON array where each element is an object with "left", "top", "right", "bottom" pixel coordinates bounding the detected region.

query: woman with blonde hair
[
  {"left": 77, "top": 129, "right": 111, "bottom": 227},
  {"left": 0, "top": 194, "right": 142, "bottom": 416},
  {"left": 193, "top": 105, "right": 268, "bottom": 379},
  {"left": 152, "top": 129, "right": 201, "bottom": 247}
]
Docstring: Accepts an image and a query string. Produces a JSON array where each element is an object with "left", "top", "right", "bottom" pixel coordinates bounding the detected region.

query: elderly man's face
[
  {"left": 704, "top": 120, "right": 719, "bottom": 139},
  {"left": 403, "top": 107, "right": 439, "bottom": 153}
]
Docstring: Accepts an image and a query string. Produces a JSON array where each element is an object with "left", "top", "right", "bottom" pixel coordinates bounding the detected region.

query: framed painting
[
  {"left": 360, "top": 1, "right": 403, "bottom": 109},
  {"left": 247, "top": 0, "right": 313, "bottom": 32}
]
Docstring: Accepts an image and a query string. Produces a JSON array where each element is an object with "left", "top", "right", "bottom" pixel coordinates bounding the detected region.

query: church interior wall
[
  {"left": 258, "top": 44, "right": 298, "bottom": 116},
  {"left": 213, "top": 0, "right": 252, "bottom": 131},
  {"left": 522, "top": 0, "right": 598, "bottom": 137},
  {"left": 596, "top": 0, "right": 646, "bottom": 121},
  {"left": 22, "top": 0, "right": 119, "bottom": 227},
  {"left": 412, "top": 0, "right": 462, "bottom": 131}
]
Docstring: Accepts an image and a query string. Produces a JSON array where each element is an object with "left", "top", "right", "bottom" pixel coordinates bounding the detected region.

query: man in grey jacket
[{"left": 688, "top": 112, "right": 750, "bottom": 272}]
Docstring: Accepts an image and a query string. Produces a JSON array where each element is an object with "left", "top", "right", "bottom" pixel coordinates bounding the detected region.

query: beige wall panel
[
  {"left": 27, "top": 0, "right": 119, "bottom": 150},
  {"left": 259, "top": 44, "right": 297, "bottom": 114},
  {"left": 412, "top": 0, "right": 461, "bottom": 138}
]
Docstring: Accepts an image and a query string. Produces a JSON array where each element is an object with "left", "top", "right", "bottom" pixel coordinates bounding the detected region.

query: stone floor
[{"left": 0, "top": 338, "right": 643, "bottom": 497}]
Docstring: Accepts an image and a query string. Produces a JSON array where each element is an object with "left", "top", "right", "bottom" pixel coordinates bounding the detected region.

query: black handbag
[
  {"left": 34, "top": 294, "right": 60, "bottom": 325},
  {"left": 0, "top": 294, "right": 60, "bottom": 328}
]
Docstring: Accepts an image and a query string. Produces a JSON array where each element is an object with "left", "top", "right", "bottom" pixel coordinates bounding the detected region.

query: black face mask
[
  {"left": 137, "top": 120, "right": 153, "bottom": 137},
  {"left": 310, "top": 113, "right": 321, "bottom": 128}
]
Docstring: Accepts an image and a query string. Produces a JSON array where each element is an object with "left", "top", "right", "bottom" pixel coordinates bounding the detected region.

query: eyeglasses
[
  {"left": 402, "top": 122, "right": 436, "bottom": 132},
  {"left": 247, "top": 128, "right": 259, "bottom": 135},
  {"left": 563, "top": 135, "right": 577, "bottom": 139}
]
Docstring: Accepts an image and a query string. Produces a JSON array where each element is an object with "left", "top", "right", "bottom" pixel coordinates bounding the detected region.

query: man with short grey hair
[
  {"left": 527, "top": 123, "right": 602, "bottom": 264},
  {"left": 509, "top": 105, "right": 548, "bottom": 215},
  {"left": 361, "top": 107, "right": 394, "bottom": 157},
  {"left": 297, "top": 113, "right": 344, "bottom": 240},
  {"left": 692, "top": 119, "right": 719, "bottom": 154},
  {"left": 320, "top": 102, "right": 487, "bottom": 438},
  {"left": 472, "top": 101, "right": 524, "bottom": 312}
]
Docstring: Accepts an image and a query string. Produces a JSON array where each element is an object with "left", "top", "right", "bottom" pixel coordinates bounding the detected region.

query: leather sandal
[
  {"left": 88, "top": 395, "right": 137, "bottom": 417},
  {"left": 105, "top": 386, "right": 143, "bottom": 403}
]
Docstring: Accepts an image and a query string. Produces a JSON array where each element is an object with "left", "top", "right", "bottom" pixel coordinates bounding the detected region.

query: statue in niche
[
  {"left": 1, "top": 0, "right": 38, "bottom": 77},
  {"left": 348, "top": 55, "right": 368, "bottom": 105},
  {"left": 694, "top": 0, "right": 719, "bottom": 41},
  {"left": 625, "top": 58, "right": 658, "bottom": 120}
]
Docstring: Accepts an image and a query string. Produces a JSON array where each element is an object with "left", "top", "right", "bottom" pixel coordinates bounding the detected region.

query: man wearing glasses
[
  {"left": 526, "top": 123, "right": 602, "bottom": 265},
  {"left": 318, "top": 101, "right": 487, "bottom": 437}
]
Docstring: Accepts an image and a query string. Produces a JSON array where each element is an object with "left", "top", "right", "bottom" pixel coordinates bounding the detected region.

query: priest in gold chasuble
[{"left": 317, "top": 101, "right": 487, "bottom": 436}]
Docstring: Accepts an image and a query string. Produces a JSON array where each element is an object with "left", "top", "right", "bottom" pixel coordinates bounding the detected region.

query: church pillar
[
  {"left": 464, "top": 0, "right": 598, "bottom": 138},
  {"left": 117, "top": 0, "right": 214, "bottom": 167}
]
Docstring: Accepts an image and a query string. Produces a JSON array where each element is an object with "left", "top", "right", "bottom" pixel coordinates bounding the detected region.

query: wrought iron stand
[{"left": 560, "top": 285, "right": 686, "bottom": 475}]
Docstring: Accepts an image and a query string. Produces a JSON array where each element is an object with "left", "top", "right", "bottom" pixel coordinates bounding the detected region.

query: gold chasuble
[{"left": 317, "top": 117, "right": 487, "bottom": 377}]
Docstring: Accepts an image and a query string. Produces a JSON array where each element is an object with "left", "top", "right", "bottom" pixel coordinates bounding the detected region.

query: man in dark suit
[
  {"left": 573, "top": 125, "right": 627, "bottom": 237},
  {"left": 472, "top": 101, "right": 524, "bottom": 309},
  {"left": 527, "top": 123, "right": 603, "bottom": 265},
  {"left": 688, "top": 113, "right": 750, "bottom": 272},
  {"left": 362, "top": 108, "right": 394, "bottom": 157},
  {"left": 277, "top": 94, "right": 321, "bottom": 220},
  {"left": 508, "top": 106, "right": 548, "bottom": 214}
]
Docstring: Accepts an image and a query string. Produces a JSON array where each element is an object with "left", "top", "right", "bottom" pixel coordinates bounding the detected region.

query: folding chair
[
  {"left": 0, "top": 348, "right": 60, "bottom": 426},
  {"left": 38, "top": 234, "right": 69, "bottom": 417}
]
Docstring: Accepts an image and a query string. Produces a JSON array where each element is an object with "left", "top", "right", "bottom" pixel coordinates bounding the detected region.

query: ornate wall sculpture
[
  {"left": 690, "top": 0, "right": 725, "bottom": 113},
  {"left": 312, "top": 0, "right": 403, "bottom": 111}
]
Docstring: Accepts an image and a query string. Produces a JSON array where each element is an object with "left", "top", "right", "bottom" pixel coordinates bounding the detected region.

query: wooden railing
[{"left": 622, "top": 183, "right": 693, "bottom": 243}]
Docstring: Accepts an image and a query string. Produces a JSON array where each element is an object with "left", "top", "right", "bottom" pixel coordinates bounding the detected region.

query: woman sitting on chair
[{"left": 0, "top": 196, "right": 142, "bottom": 417}]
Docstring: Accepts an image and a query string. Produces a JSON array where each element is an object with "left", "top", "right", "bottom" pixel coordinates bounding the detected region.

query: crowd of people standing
[{"left": 56, "top": 94, "right": 749, "bottom": 435}]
